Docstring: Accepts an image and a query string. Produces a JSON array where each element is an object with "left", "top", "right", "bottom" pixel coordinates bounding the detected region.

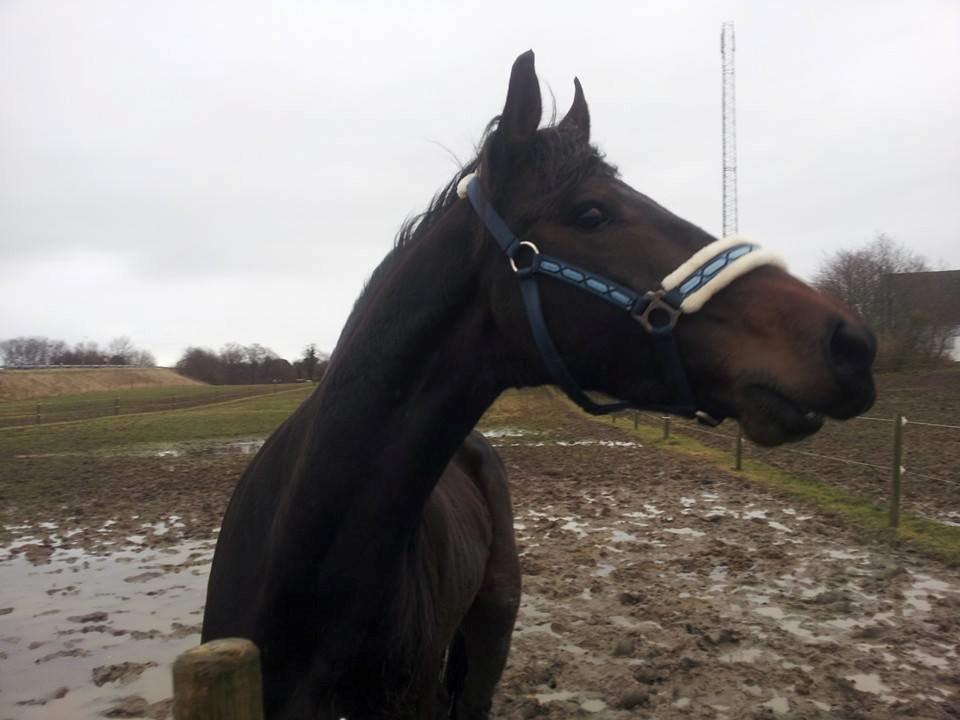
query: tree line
[
  {"left": 174, "top": 343, "right": 328, "bottom": 385},
  {"left": 0, "top": 336, "right": 156, "bottom": 368},
  {"left": 0, "top": 335, "right": 328, "bottom": 386}
]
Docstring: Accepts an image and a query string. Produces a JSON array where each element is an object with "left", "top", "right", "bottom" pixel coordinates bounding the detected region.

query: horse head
[{"left": 472, "top": 51, "right": 875, "bottom": 446}]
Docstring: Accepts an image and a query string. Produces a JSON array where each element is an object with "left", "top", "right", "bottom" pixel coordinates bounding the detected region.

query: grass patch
[
  {"left": 612, "top": 413, "right": 960, "bottom": 563},
  {"left": 0, "top": 383, "right": 303, "bottom": 415},
  {"left": 0, "top": 386, "right": 314, "bottom": 457},
  {"left": 0, "top": 383, "right": 311, "bottom": 428},
  {"left": 479, "top": 387, "right": 571, "bottom": 431}
]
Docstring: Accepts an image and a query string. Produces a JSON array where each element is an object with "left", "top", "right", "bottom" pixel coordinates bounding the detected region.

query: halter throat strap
[{"left": 458, "top": 173, "right": 784, "bottom": 418}]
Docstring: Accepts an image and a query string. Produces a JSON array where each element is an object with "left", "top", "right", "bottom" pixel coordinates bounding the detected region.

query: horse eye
[{"left": 574, "top": 206, "right": 608, "bottom": 230}]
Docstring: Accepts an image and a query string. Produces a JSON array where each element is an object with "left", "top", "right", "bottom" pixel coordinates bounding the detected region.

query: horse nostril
[{"left": 828, "top": 320, "right": 876, "bottom": 375}]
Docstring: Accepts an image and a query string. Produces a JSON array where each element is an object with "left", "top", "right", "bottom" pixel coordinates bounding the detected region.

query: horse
[{"left": 201, "top": 51, "right": 876, "bottom": 719}]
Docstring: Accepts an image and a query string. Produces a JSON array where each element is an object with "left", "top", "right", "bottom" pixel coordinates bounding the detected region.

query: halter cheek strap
[{"left": 457, "top": 173, "right": 785, "bottom": 419}]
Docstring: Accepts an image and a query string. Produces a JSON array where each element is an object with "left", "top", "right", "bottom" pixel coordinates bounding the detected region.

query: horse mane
[
  {"left": 395, "top": 116, "right": 617, "bottom": 250},
  {"left": 331, "top": 115, "right": 617, "bottom": 361},
  {"left": 393, "top": 120, "right": 495, "bottom": 251}
]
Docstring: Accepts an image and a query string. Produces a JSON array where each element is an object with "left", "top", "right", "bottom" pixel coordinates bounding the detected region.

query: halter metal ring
[
  {"left": 632, "top": 290, "right": 682, "bottom": 335},
  {"left": 509, "top": 241, "right": 540, "bottom": 273}
]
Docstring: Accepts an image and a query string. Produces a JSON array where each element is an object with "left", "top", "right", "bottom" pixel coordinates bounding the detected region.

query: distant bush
[{"left": 175, "top": 343, "right": 327, "bottom": 385}]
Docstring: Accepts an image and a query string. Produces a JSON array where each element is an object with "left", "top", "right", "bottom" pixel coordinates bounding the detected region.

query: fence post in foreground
[
  {"left": 633, "top": 411, "right": 639, "bottom": 430},
  {"left": 735, "top": 426, "right": 744, "bottom": 471},
  {"left": 662, "top": 416, "right": 671, "bottom": 440},
  {"left": 890, "top": 414, "right": 905, "bottom": 528},
  {"left": 173, "top": 638, "right": 263, "bottom": 720}
]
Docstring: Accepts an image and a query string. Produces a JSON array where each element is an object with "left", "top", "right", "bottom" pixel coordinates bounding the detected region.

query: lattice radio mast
[
  {"left": 721, "top": 21, "right": 738, "bottom": 237},
  {"left": 722, "top": 22, "right": 747, "bottom": 462}
]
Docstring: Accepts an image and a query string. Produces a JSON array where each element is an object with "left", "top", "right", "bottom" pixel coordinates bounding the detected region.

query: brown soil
[
  {"left": 1, "top": 389, "right": 958, "bottom": 718},
  {"left": 637, "top": 368, "right": 960, "bottom": 525},
  {"left": 0, "top": 368, "right": 202, "bottom": 402},
  {"left": 487, "top": 410, "right": 960, "bottom": 719}
]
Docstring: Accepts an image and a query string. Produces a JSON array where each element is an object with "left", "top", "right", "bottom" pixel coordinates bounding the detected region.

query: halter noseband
[{"left": 457, "top": 173, "right": 785, "bottom": 421}]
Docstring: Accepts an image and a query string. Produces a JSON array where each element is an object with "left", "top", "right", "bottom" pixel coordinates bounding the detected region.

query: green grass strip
[
  {"left": 0, "top": 386, "right": 314, "bottom": 457},
  {"left": 610, "top": 414, "right": 960, "bottom": 564},
  {"left": 0, "top": 383, "right": 307, "bottom": 423}
]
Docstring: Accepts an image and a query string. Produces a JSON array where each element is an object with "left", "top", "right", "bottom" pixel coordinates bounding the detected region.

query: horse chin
[{"left": 733, "top": 383, "right": 826, "bottom": 447}]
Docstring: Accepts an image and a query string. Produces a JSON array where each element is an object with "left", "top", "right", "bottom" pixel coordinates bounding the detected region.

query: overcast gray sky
[{"left": 2, "top": 0, "right": 958, "bottom": 366}]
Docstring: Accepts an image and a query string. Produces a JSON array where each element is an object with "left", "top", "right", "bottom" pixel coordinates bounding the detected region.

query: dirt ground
[{"left": 1, "top": 392, "right": 959, "bottom": 719}]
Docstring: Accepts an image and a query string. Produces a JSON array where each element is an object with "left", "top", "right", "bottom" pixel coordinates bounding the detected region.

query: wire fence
[
  {"left": 614, "top": 407, "right": 960, "bottom": 529},
  {"left": 0, "top": 384, "right": 311, "bottom": 429}
]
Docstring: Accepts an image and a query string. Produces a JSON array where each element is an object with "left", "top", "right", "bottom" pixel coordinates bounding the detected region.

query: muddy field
[
  {"left": 1, "top": 390, "right": 959, "bottom": 719},
  {"left": 640, "top": 368, "right": 960, "bottom": 526}
]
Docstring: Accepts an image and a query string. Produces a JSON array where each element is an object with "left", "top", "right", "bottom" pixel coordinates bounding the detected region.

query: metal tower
[
  {"left": 721, "top": 21, "right": 738, "bottom": 237},
  {"left": 722, "top": 22, "right": 746, "bottom": 462}
]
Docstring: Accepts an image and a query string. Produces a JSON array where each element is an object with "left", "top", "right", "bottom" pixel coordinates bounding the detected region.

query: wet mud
[
  {"left": 489, "top": 427, "right": 960, "bottom": 719},
  {"left": 1, "top": 396, "right": 959, "bottom": 718}
]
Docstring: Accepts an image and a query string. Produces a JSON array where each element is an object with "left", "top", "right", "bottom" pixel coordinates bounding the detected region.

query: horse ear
[
  {"left": 558, "top": 77, "right": 590, "bottom": 140},
  {"left": 499, "top": 50, "right": 542, "bottom": 148}
]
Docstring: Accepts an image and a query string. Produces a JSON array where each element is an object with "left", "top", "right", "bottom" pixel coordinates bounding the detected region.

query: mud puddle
[
  {"left": 481, "top": 426, "right": 641, "bottom": 450},
  {"left": 150, "top": 438, "right": 265, "bottom": 459},
  {"left": 0, "top": 534, "right": 213, "bottom": 719}
]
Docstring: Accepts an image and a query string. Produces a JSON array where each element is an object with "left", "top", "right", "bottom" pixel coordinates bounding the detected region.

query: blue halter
[{"left": 462, "top": 175, "right": 767, "bottom": 421}]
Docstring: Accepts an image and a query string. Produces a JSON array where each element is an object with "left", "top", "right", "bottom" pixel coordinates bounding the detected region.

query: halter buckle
[
  {"left": 509, "top": 241, "right": 540, "bottom": 275},
  {"left": 631, "top": 290, "right": 682, "bottom": 335}
]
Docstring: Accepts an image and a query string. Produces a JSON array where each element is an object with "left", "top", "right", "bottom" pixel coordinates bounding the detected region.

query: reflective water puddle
[{"left": 0, "top": 536, "right": 213, "bottom": 718}]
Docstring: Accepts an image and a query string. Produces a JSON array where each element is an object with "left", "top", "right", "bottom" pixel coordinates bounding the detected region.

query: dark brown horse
[{"left": 202, "top": 51, "right": 875, "bottom": 719}]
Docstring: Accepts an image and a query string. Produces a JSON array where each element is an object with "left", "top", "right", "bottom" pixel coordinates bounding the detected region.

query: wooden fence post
[
  {"left": 890, "top": 414, "right": 905, "bottom": 528},
  {"left": 734, "top": 426, "right": 744, "bottom": 471},
  {"left": 633, "top": 411, "right": 639, "bottom": 430},
  {"left": 662, "top": 416, "right": 671, "bottom": 440},
  {"left": 173, "top": 638, "right": 263, "bottom": 720}
]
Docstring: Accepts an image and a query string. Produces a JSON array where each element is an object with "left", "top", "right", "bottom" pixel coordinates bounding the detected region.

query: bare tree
[
  {"left": 177, "top": 347, "right": 223, "bottom": 383},
  {"left": 178, "top": 343, "right": 288, "bottom": 384},
  {"left": 107, "top": 336, "right": 136, "bottom": 365},
  {"left": 47, "top": 340, "right": 68, "bottom": 364},
  {"left": 814, "top": 234, "right": 927, "bottom": 330},
  {"left": 1, "top": 336, "right": 157, "bottom": 367},
  {"left": 264, "top": 357, "right": 296, "bottom": 383},
  {"left": 1, "top": 337, "right": 41, "bottom": 366},
  {"left": 243, "top": 343, "right": 275, "bottom": 384},
  {"left": 130, "top": 349, "right": 157, "bottom": 367},
  {"left": 813, "top": 234, "right": 955, "bottom": 368},
  {"left": 219, "top": 343, "right": 246, "bottom": 384}
]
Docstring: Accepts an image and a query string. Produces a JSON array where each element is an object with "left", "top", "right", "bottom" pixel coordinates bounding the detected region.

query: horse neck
[{"left": 281, "top": 202, "right": 507, "bottom": 577}]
